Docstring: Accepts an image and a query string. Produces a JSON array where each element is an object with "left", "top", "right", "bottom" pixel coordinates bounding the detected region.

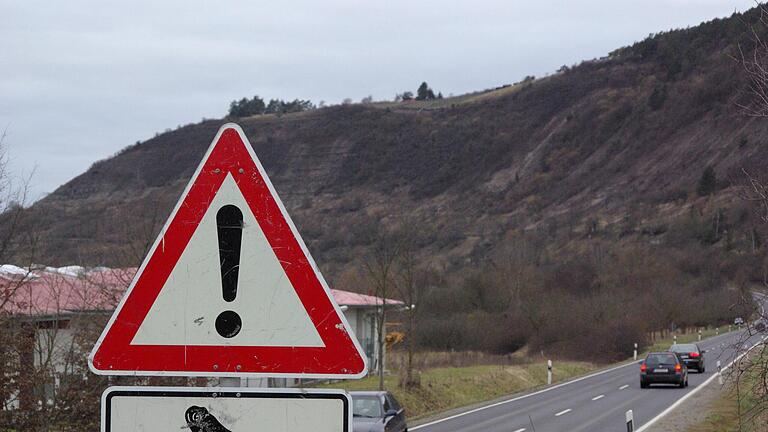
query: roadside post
[
  {"left": 633, "top": 343, "right": 637, "bottom": 361},
  {"left": 698, "top": 329, "right": 702, "bottom": 341},
  {"left": 625, "top": 409, "right": 634, "bottom": 432},
  {"left": 88, "top": 124, "right": 367, "bottom": 432},
  {"left": 717, "top": 360, "right": 723, "bottom": 385},
  {"left": 729, "top": 324, "right": 732, "bottom": 332},
  {"left": 673, "top": 334, "right": 677, "bottom": 345},
  {"left": 716, "top": 327, "right": 719, "bottom": 335},
  {"left": 547, "top": 360, "right": 552, "bottom": 385}
]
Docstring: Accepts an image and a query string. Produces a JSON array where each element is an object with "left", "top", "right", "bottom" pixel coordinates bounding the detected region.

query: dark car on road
[
  {"left": 640, "top": 352, "right": 688, "bottom": 388},
  {"left": 350, "top": 391, "right": 408, "bottom": 432},
  {"left": 669, "top": 343, "right": 706, "bottom": 373}
]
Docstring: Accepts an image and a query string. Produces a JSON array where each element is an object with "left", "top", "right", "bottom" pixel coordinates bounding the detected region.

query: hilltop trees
[
  {"left": 396, "top": 82, "right": 441, "bottom": 102},
  {"left": 228, "top": 95, "right": 315, "bottom": 117},
  {"left": 416, "top": 82, "right": 436, "bottom": 100},
  {"left": 228, "top": 96, "right": 266, "bottom": 117}
]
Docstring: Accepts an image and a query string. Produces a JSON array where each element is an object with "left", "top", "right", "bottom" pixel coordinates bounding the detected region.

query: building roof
[
  {"left": 330, "top": 289, "right": 403, "bottom": 307},
  {"left": 0, "top": 265, "right": 402, "bottom": 317}
]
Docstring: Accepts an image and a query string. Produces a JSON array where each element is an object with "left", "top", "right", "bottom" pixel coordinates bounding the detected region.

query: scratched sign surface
[
  {"left": 103, "top": 387, "right": 349, "bottom": 432},
  {"left": 88, "top": 124, "right": 367, "bottom": 378}
]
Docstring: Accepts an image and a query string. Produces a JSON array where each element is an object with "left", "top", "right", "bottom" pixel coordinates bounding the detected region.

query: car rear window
[
  {"left": 353, "top": 396, "right": 382, "bottom": 418},
  {"left": 670, "top": 344, "right": 697, "bottom": 353},
  {"left": 646, "top": 353, "right": 678, "bottom": 365}
]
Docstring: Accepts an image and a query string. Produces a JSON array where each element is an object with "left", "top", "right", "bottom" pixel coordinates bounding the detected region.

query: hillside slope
[{"left": 22, "top": 8, "right": 768, "bottom": 287}]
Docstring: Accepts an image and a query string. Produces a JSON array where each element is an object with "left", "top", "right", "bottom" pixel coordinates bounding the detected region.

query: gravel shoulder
[{"left": 642, "top": 378, "right": 727, "bottom": 432}]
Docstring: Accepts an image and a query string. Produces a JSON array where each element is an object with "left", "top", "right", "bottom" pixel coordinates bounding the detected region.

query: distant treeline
[
  {"left": 227, "top": 81, "right": 444, "bottom": 118},
  {"left": 228, "top": 96, "right": 315, "bottom": 117}
]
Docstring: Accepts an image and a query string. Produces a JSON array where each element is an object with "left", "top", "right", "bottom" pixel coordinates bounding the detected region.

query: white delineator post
[
  {"left": 626, "top": 409, "right": 634, "bottom": 432},
  {"left": 698, "top": 329, "right": 702, "bottom": 341},
  {"left": 633, "top": 343, "right": 638, "bottom": 361},
  {"left": 729, "top": 325, "right": 732, "bottom": 332},
  {"left": 716, "top": 327, "right": 719, "bottom": 335},
  {"left": 673, "top": 335, "right": 677, "bottom": 345},
  {"left": 547, "top": 359, "right": 553, "bottom": 385},
  {"left": 717, "top": 360, "right": 723, "bottom": 385}
]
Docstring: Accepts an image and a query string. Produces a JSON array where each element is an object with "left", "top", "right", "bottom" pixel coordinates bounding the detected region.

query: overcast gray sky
[{"left": 0, "top": 0, "right": 755, "bottom": 201}]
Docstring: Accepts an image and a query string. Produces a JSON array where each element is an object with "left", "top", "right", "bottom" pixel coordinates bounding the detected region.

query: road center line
[
  {"left": 555, "top": 408, "right": 572, "bottom": 417},
  {"left": 619, "top": 384, "right": 629, "bottom": 390},
  {"left": 512, "top": 429, "right": 526, "bottom": 432},
  {"left": 591, "top": 394, "right": 604, "bottom": 401}
]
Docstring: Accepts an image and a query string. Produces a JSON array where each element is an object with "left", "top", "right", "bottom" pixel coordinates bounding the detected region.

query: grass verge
[
  {"left": 685, "top": 346, "right": 767, "bottom": 432},
  {"left": 315, "top": 361, "right": 595, "bottom": 420},
  {"left": 645, "top": 327, "right": 723, "bottom": 354}
]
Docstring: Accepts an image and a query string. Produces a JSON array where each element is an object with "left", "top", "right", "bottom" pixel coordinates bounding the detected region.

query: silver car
[{"left": 350, "top": 391, "right": 408, "bottom": 432}]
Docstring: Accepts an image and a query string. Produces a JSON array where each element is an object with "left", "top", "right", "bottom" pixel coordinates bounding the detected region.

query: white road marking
[
  {"left": 512, "top": 429, "right": 526, "bottom": 432},
  {"left": 410, "top": 360, "right": 638, "bottom": 430},
  {"left": 591, "top": 394, "right": 605, "bottom": 401},
  {"left": 619, "top": 384, "right": 629, "bottom": 390},
  {"left": 555, "top": 409, "right": 572, "bottom": 417}
]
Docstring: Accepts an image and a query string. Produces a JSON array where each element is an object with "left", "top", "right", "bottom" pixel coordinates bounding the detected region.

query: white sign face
[
  {"left": 102, "top": 387, "right": 350, "bottom": 432},
  {"left": 131, "top": 173, "right": 324, "bottom": 348}
]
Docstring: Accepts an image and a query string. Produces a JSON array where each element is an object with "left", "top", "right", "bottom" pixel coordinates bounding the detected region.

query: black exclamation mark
[{"left": 215, "top": 204, "right": 243, "bottom": 338}]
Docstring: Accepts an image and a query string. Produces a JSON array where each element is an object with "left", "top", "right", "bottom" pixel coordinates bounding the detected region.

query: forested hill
[{"left": 21, "top": 7, "right": 768, "bottom": 289}]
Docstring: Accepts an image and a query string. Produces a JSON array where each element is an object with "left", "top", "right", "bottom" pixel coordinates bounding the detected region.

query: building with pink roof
[{"left": 1, "top": 265, "right": 403, "bottom": 404}]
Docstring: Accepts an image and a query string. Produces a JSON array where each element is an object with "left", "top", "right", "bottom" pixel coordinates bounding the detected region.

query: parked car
[
  {"left": 669, "top": 343, "right": 706, "bottom": 373},
  {"left": 735, "top": 317, "right": 745, "bottom": 326},
  {"left": 640, "top": 352, "right": 688, "bottom": 388},
  {"left": 350, "top": 391, "right": 408, "bottom": 432}
]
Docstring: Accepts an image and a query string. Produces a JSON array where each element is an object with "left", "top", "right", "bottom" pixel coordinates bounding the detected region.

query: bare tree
[
  {"left": 392, "top": 219, "right": 434, "bottom": 389},
  {"left": 0, "top": 127, "right": 40, "bottom": 427},
  {"left": 738, "top": 6, "right": 768, "bottom": 118},
  {"left": 363, "top": 223, "right": 401, "bottom": 391},
  {"left": 730, "top": 9, "right": 768, "bottom": 427}
]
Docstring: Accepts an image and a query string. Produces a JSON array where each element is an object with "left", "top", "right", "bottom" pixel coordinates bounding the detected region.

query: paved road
[{"left": 413, "top": 295, "right": 767, "bottom": 432}]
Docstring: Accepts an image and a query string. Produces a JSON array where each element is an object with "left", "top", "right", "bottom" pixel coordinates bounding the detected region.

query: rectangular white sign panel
[{"left": 102, "top": 387, "right": 350, "bottom": 432}]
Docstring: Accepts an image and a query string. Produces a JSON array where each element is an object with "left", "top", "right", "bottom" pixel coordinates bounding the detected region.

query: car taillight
[
  {"left": 640, "top": 363, "right": 647, "bottom": 372},
  {"left": 689, "top": 352, "right": 699, "bottom": 358},
  {"left": 675, "top": 364, "right": 682, "bottom": 372}
]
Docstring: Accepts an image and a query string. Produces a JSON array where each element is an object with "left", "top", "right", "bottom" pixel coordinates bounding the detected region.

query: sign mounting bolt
[
  {"left": 238, "top": 168, "right": 244, "bottom": 174},
  {"left": 236, "top": 365, "right": 242, "bottom": 371},
  {"left": 213, "top": 364, "right": 218, "bottom": 370}
]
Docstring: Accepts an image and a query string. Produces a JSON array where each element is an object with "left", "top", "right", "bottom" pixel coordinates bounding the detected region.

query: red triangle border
[{"left": 89, "top": 125, "right": 367, "bottom": 378}]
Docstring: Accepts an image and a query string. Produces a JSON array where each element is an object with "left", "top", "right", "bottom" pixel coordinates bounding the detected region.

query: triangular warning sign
[{"left": 89, "top": 124, "right": 368, "bottom": 378}]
